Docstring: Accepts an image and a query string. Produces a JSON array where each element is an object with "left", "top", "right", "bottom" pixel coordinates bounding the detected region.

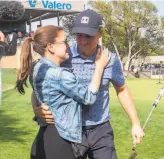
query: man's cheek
[{"left": 76, "top": 37, "right": 88, "bottom": 45}]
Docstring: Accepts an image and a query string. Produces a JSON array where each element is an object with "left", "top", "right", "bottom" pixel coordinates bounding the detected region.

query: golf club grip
[{"left": 153, "top": 87, "right": 164, "bottom": 107}]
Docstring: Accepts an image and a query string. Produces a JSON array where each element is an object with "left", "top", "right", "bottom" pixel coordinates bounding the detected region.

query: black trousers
[
  {"left": 31, "top": 122, "right": 117, "bottom": 159},
  {"left": 76, "top": 122, "right": 117, "bottom": 159},
  {"left": 30, "top": 125, "right": 76, "bottom": 159}
]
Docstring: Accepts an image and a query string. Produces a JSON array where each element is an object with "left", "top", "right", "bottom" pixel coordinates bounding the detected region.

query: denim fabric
[
  {"left": 30, "top": 57, "right": 98, "bottom": 143},
  {"left": 62, "top": 42, "right": 125, "bottom": 126}
]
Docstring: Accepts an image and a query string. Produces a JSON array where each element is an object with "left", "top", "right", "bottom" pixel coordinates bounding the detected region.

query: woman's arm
[{"left": 59, "top": 48, "right": 110, "bottom": 105}]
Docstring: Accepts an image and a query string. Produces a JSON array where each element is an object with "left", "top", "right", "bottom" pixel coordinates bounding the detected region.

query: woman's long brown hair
[{"left": 16, "top": 25, "right": 63, "bottom": 94}]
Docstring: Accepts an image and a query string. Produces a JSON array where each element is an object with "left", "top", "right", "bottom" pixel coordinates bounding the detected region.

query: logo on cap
[{"left": 81, "top": 17, "right": 89, "bottom": 24}]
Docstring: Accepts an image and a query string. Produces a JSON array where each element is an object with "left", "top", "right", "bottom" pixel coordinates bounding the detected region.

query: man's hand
[
  {"left": 34, "top": 103, "right": 54, "bottom": 125},
  {"left": 132, "top": 124, "right": 145, "bottom": 144}
]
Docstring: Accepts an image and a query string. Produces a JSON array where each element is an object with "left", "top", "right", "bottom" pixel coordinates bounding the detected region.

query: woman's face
[{"left": 50, "top": 30, "right": 69, "bottom": 63}]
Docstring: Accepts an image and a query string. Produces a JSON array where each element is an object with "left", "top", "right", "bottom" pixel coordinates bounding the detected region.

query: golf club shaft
[
  {"left": 142, "top": 106, "right": 156, "bottom": 130},
  {"left": 132, "top": 87, "right": 164, "bottom": 150}
]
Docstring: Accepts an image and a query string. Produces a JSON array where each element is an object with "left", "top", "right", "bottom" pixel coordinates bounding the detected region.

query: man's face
[{"left": 75, "top": 31, "right": 101, "bottom": 56}]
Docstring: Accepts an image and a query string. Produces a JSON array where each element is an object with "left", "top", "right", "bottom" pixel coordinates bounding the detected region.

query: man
[{"left": 32, "top": 9, "right": 144, "bottom": 159}]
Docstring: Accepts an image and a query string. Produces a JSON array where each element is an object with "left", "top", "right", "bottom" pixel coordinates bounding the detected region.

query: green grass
[
  {"left": 0, "top": 69, "right": 37, "bottom": 159},
  {"left": 1, "top": 69, "right": 17, "bottom": 91},
  {"left": 1, "top": 69, "right": 17, "bottom": 85},
  {"left": 0, "top": 69, "right": 164, "bottom": 159},
  {"left": 110, "top": 78, "right": 164, "bottom": 159}
]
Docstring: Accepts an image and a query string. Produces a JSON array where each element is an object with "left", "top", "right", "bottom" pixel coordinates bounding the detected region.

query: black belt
[{"left": 82, "top": 121, "right": 108, "bottom": 130}]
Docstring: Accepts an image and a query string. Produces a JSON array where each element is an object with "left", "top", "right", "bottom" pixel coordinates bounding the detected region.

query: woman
[{"left": 16, "top": 25, "right": 109, "bottom": 159}]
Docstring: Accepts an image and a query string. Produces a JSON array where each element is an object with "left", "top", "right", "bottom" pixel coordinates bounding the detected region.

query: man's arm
[
  {"left": 31, "top": 91, "right": 54, "bottom": 124},
  {"left": 113, "top": 83, "right": 144, "bottom": 144}
]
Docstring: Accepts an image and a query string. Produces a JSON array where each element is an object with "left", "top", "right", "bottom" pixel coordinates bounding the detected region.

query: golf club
[{"left": 129, "top": 87, "right": 164, "bottom": 159}]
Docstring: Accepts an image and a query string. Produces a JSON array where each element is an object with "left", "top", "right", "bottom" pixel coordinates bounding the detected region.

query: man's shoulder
[{"left": 105, "top": 52, "right": 117, "bottom": 67}]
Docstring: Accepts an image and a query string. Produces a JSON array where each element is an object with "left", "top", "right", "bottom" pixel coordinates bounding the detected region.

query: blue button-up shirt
[
  {"left": 62, "top": 42, "right": 125, "bottom": 126},
  {"left": 30, "top": 57, "right": 99, "bottom": 143}
]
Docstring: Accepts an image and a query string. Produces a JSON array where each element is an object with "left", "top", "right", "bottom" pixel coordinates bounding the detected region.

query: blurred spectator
[
  {"left": 131, "top": 65, "right": 134, "bottom": 72},
  {"left": 133, "top": 66, "right": 140, "bottom": 78},
  {"left": 17, "top": 31, "right": 22, "bottom": 45},
  {"left": 0, "top": 31, "right": 5, "bottom": 105},
  {"left": 29, "top": 31, "right": 34, "bottom": 37}
]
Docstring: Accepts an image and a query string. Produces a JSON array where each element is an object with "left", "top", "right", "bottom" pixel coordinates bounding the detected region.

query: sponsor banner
[{"left": 23, "top": 0, "right": 84, "bottom": 12}]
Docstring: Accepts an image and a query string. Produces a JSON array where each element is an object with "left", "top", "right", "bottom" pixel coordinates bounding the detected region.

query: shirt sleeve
[
  {"left": 59, "top": 68, "right": 98, "bottom": 105},
  {"left": 111, "top": 55, "right": 125, "bottom": 87}
]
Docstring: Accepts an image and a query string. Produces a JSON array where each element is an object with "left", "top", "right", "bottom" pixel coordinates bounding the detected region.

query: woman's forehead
[{"left": 55, "top": 31, "right": 66, "bottom": 40}]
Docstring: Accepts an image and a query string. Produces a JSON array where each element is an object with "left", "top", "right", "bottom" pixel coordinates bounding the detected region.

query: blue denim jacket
[{"left": 30, "top": 57, "right": 98, "bottom": 143}]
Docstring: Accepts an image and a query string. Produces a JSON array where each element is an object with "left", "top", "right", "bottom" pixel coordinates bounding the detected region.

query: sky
[
  {"left": 27, "top": 0, "right": 164, "bottom": 32},
  {"left": 152, "top": 1, "right": 164, "bottom": 16}
]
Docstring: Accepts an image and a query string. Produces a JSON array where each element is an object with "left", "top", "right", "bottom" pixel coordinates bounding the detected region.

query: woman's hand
[{"left": 95, "top": 47, "right": 111, "bottom": 69}]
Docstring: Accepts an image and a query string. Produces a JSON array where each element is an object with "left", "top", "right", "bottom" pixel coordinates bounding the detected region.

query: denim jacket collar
[{"left": 40, "top": 57, "right": 59, "bottom": 69}]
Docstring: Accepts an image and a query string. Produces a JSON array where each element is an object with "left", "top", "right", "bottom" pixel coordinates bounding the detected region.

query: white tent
[{"left": 144, "top": 56, "right": 164, "bottom": 63}]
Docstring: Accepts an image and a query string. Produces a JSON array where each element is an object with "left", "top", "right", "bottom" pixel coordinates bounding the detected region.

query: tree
[
  {"left": 62, "top": 1, "right": 164, "bottom": 71},
  {"left": 62, "top": 14, "right": 77, "bottom": 43},
  {"left": 90, "top": 1, "right": 164, "bottom": 70}
]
